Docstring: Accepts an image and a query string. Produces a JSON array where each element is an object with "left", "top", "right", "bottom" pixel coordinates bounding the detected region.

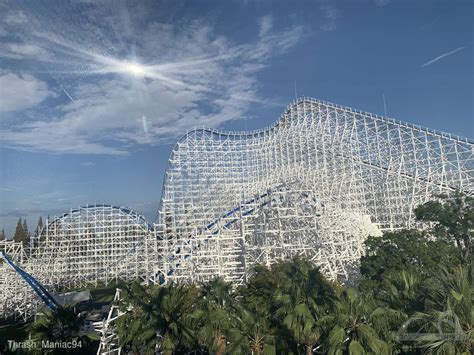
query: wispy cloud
[
  {"left": 4, "top": 10, "right": 28, "bottom": 25},
  {"left": 318, "top": 1, "right": 341, "bottom": 32},
  {"left": 0, "top": 42, "right": 50, "bottom": 60},
  {"left": 258, "top": 15, "right": 273, "bottom": 37},
  {"left": 421, "top": 46, "right": 466, "bottom": 68},
  {"left": 0, "top": 4, "right": 305, "bottom": 155}
]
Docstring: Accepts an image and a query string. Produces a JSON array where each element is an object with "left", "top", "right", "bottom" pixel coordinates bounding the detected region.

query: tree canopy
[
  {"left": 414, "top": 191, "right": 473, "bottom": 261},
  {"left": 13, "top": 217, "right": 29, "bottom": 245}
]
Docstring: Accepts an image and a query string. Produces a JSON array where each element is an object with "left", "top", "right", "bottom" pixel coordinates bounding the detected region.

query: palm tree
[
  {"left": 324, "top": 288, "right": 390, "bottom": 355},
  {"left": 238, "top": 262, "right": 294, "bottom": 315},
  {"left": 115, "top": 281, "right": 153, "bottom": 353},
  {"left": 116, "top": 281, "right": 199, "bottom": 355},
  {"left": 227, "top": 306, "right": 276, "bottom": 355},
  {"left": 272, "top": 258, "right": 335, "bottom": 355},
  {"left": 192, "top": 278, "right": 237, "bottom": 355},
  {"left": 406, "top": 264, "right": 473, "bottom": 354},
  {"left": 382, "top": 270, "right": 425, "bottom": 313},
  {"left": 29, "top": 305, "right": 96, "bottom": 354},
  {"left": 370, "top": 269, "right": 427, "bottom": 352},
  {"left": 239, "top": 263, "right": 296, "bottom": 353}
]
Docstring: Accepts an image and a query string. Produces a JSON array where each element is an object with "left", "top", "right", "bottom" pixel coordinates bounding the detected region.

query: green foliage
[
  {"left": 271, "top": 259, "right": 335, "bottom": 354},
  {"left": 4, "top": 191, "right": 463, "bottom": 355},
  {"left": 228, "top": 306, "right": 276, "bottom": 355},
  {"left": 359, "top": 230, "right": 461, "bottom": 294},
  {"left": 13, "top": 218, "right": 29, "bottom": 245},
  {"left": 113, "top": 252, "right": 470, "bottom": 354},
  {"left": 360, "top": 192, "right": 472, "bottom": 296},
  {"left": 191, "top": 278, "right": 237, "bottom": 354},
  {"left": 237, "top": 259, "right": 338, "bottom": 354},
  {"left": 357, "top": 192, "right": 474, "bottom": 354},
  {"left": 0, "top": 322, "right": 31, "bottom": 354},
  {"left": 238, "top": 262, "right": 288, "bottom": 318},
  {"left": 116, "top": 281, "right": 199, "bottom": 355},
  {"left": 324, "top": 288, "right": 390, "bottom": 354},
  {"left": 35, "top": 216, "right": 44, "bottom": 237},
  {"left": 388, "top": 263, "right": 473, "bottom": 355},
  {"left": 28, "top": 306, "right": 97, "bottom": 354},
  {"left": 415, "top": 191, "right": 473, "bottom": 261}
]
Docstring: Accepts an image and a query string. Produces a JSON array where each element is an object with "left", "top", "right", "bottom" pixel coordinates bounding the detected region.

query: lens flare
[
  {"left": 111, "top": 61, "right": 148, "bottom": 77},
  {"left": 122, "top": 62, "right": 146, "bottom": 76}
]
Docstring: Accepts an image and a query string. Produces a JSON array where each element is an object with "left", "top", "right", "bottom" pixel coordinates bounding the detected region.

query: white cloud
[
  {"left": 0, "top": 72, "right": 54, "bottom": 112},
  {"left": 0, "top": 43, "right": 50, "bottom": 60},
  {"left": 4, "top": 10, "right": 28, "bottom": 25},
  {"left": 259, "top": 15, "right": 273, "bottom": 37},
  {"left": 319, "top": 1, "right": 341, "bottom": 32},
  {"left": 0, "top": 10, "right": 304, "bottom": 155}
]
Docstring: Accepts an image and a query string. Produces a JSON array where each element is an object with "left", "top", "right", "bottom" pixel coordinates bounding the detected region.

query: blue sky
[{"left": 0, "top": 0, "right": 472, "bottom": 237}]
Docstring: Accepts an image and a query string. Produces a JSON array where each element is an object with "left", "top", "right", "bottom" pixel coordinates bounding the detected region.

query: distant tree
[
  {"left": 0, "top": 228, "right": 5, "bottom": 241},
  {"left": 415, "top": 191, "right": 473, "bottom": 261},
  {"left": 22, "top": 219, "right": 29, "bottom": 237},
  {"left": 13, "top": 218, "right": 29, "bottom": 245},
  {"left": 36, "top": 216, "right": 44, "bottom": 236}
]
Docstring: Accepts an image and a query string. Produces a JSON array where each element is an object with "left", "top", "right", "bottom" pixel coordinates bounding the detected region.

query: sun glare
[
  {"left": 125, "top": 62, "right": 146, "bottom": 76},
  {"left": 112, "top": 60, "right": 148, "bottom": 77}
]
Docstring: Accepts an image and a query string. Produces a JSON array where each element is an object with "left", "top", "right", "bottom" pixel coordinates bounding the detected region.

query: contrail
[
  {"left": 142, "top": 115, "right": 150, "bottom": 143},
  {"left": 421, "top": 46, "right": 466, "bottom": 68},
  {"left": 63, "top": 88, "right": 75, "bottom": 102},
  {"left": 141, "top": 115, "right": 149, "bottom": 135}
]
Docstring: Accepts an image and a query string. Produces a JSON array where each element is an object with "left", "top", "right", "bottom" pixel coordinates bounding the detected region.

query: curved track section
[
  {"left": 2, "top": 97, "right": 473, "bottom": 320},
  {"left": 159, "top": 97, "right": 473, "bottom": 284},
  {"left": 1, "top": 205, "right": 155, "bottom": 320},
  {"left": 32, "top": 204, "right": 153, "bottom": 288}
]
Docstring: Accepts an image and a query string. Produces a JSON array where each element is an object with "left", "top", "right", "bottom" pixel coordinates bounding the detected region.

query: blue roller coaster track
[
  {"left": 162, "top": 182, "right": 316, "bottom": 282},
  {"left": 0, "top": 251, "right": 60, "bottom": 312},
  {"left": 39, "top": 204, "right": 154, "bottom": 238}
]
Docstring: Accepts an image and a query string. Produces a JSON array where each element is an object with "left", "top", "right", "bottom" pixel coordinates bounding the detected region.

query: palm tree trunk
[{"left": 305, "top": 343, "right": 313, "bottom": 355}]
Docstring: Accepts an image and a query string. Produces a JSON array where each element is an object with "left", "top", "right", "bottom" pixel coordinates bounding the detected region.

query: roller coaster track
[
  {"left": 163, "top": 182, "right": 296, "bottom": 281},
  {"left": 3, "top": 97, "right": 472, "bottom": 322},
  {"left": 0, "top": 251, "right": 60, "bottom": 312}
]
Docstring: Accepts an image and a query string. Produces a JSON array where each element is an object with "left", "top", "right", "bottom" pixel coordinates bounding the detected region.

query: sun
[
  {"left": 109, "top": 60, "right": 149, "bottom": 77},
  {"left": 124, "top": 62, "right": 146, "bottom": 76},
  {"left": 99, "top": 58, "right": 185, "bottom": 86}
]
